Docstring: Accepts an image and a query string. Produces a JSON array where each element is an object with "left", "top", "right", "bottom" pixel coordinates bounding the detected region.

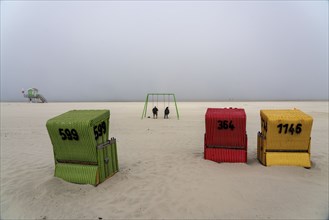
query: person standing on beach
[
  {"left": 164, "top": 107, "right": 170, "bottom": 119},
  {"left": 152, "top": 106, "right": 158, "bottom": 119}
]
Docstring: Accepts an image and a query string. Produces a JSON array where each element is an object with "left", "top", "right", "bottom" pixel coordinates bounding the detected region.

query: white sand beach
[{"left": 0, "top": 101, "right": 328, "bottom": 219}]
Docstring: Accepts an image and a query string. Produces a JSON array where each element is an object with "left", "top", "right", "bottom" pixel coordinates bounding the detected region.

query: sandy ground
[{"left": 0, "top": 101, "right": 328, "bottom": 220}]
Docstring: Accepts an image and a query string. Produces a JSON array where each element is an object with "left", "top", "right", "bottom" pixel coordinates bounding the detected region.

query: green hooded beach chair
[{"left": 46, "top": 110, "right": 118, "bottom": 185}]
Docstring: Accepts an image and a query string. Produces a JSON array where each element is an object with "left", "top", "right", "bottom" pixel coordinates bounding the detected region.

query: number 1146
[{"left": 277, "top": 123, "right": 302, "bottom": 135}]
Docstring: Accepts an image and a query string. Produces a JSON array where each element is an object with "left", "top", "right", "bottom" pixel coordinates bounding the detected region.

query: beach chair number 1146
[{"left": 277, "top": 123, "right": 302, "bottom": 135}]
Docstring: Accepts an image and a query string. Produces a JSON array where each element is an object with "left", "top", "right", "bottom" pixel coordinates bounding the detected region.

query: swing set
[{"left": 141, "top": 93, "right": 180, "bottom": 119}]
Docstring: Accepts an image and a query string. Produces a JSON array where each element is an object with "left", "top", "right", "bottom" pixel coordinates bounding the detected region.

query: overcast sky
[{"left": 1, "top": 1, "right": 328, "bottom": 102}]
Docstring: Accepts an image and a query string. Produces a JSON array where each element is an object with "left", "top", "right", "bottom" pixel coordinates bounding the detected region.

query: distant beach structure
[
  {"left": 22, "top": 88, "right": 47, "bottom": 103},
  {"left": 141, "top": 93, "right": 179, "bottom": 119}
]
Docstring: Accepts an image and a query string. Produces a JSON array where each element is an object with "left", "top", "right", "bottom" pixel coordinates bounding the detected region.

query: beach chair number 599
[
  {"left": 94, "top": 121, "right": 106, "bottom": 140},
  {"left": 59, "top": 128, "right": 79, "bottom": 141}
]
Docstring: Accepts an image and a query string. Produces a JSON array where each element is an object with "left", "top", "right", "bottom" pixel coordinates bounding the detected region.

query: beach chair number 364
[{"left": 217, "top": 120, "right": 235, "bottom": 130}]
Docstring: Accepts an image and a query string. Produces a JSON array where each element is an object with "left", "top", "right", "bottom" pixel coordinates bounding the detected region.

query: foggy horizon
[{"left": 1, "top": 1, "right": 328, "bottom": 102}]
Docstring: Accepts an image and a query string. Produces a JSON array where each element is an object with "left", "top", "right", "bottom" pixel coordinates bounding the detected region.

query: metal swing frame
[{"left": 141, "top": 93, "right": 180, "bottom": 119}]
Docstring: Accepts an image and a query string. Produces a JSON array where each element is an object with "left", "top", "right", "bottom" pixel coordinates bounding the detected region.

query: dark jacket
[
  {"left": 165, "top": 107, "right": 170, "bottom": 115},
  {"left": 152, "top": 107, "right": 158, "bottom": 114}
]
